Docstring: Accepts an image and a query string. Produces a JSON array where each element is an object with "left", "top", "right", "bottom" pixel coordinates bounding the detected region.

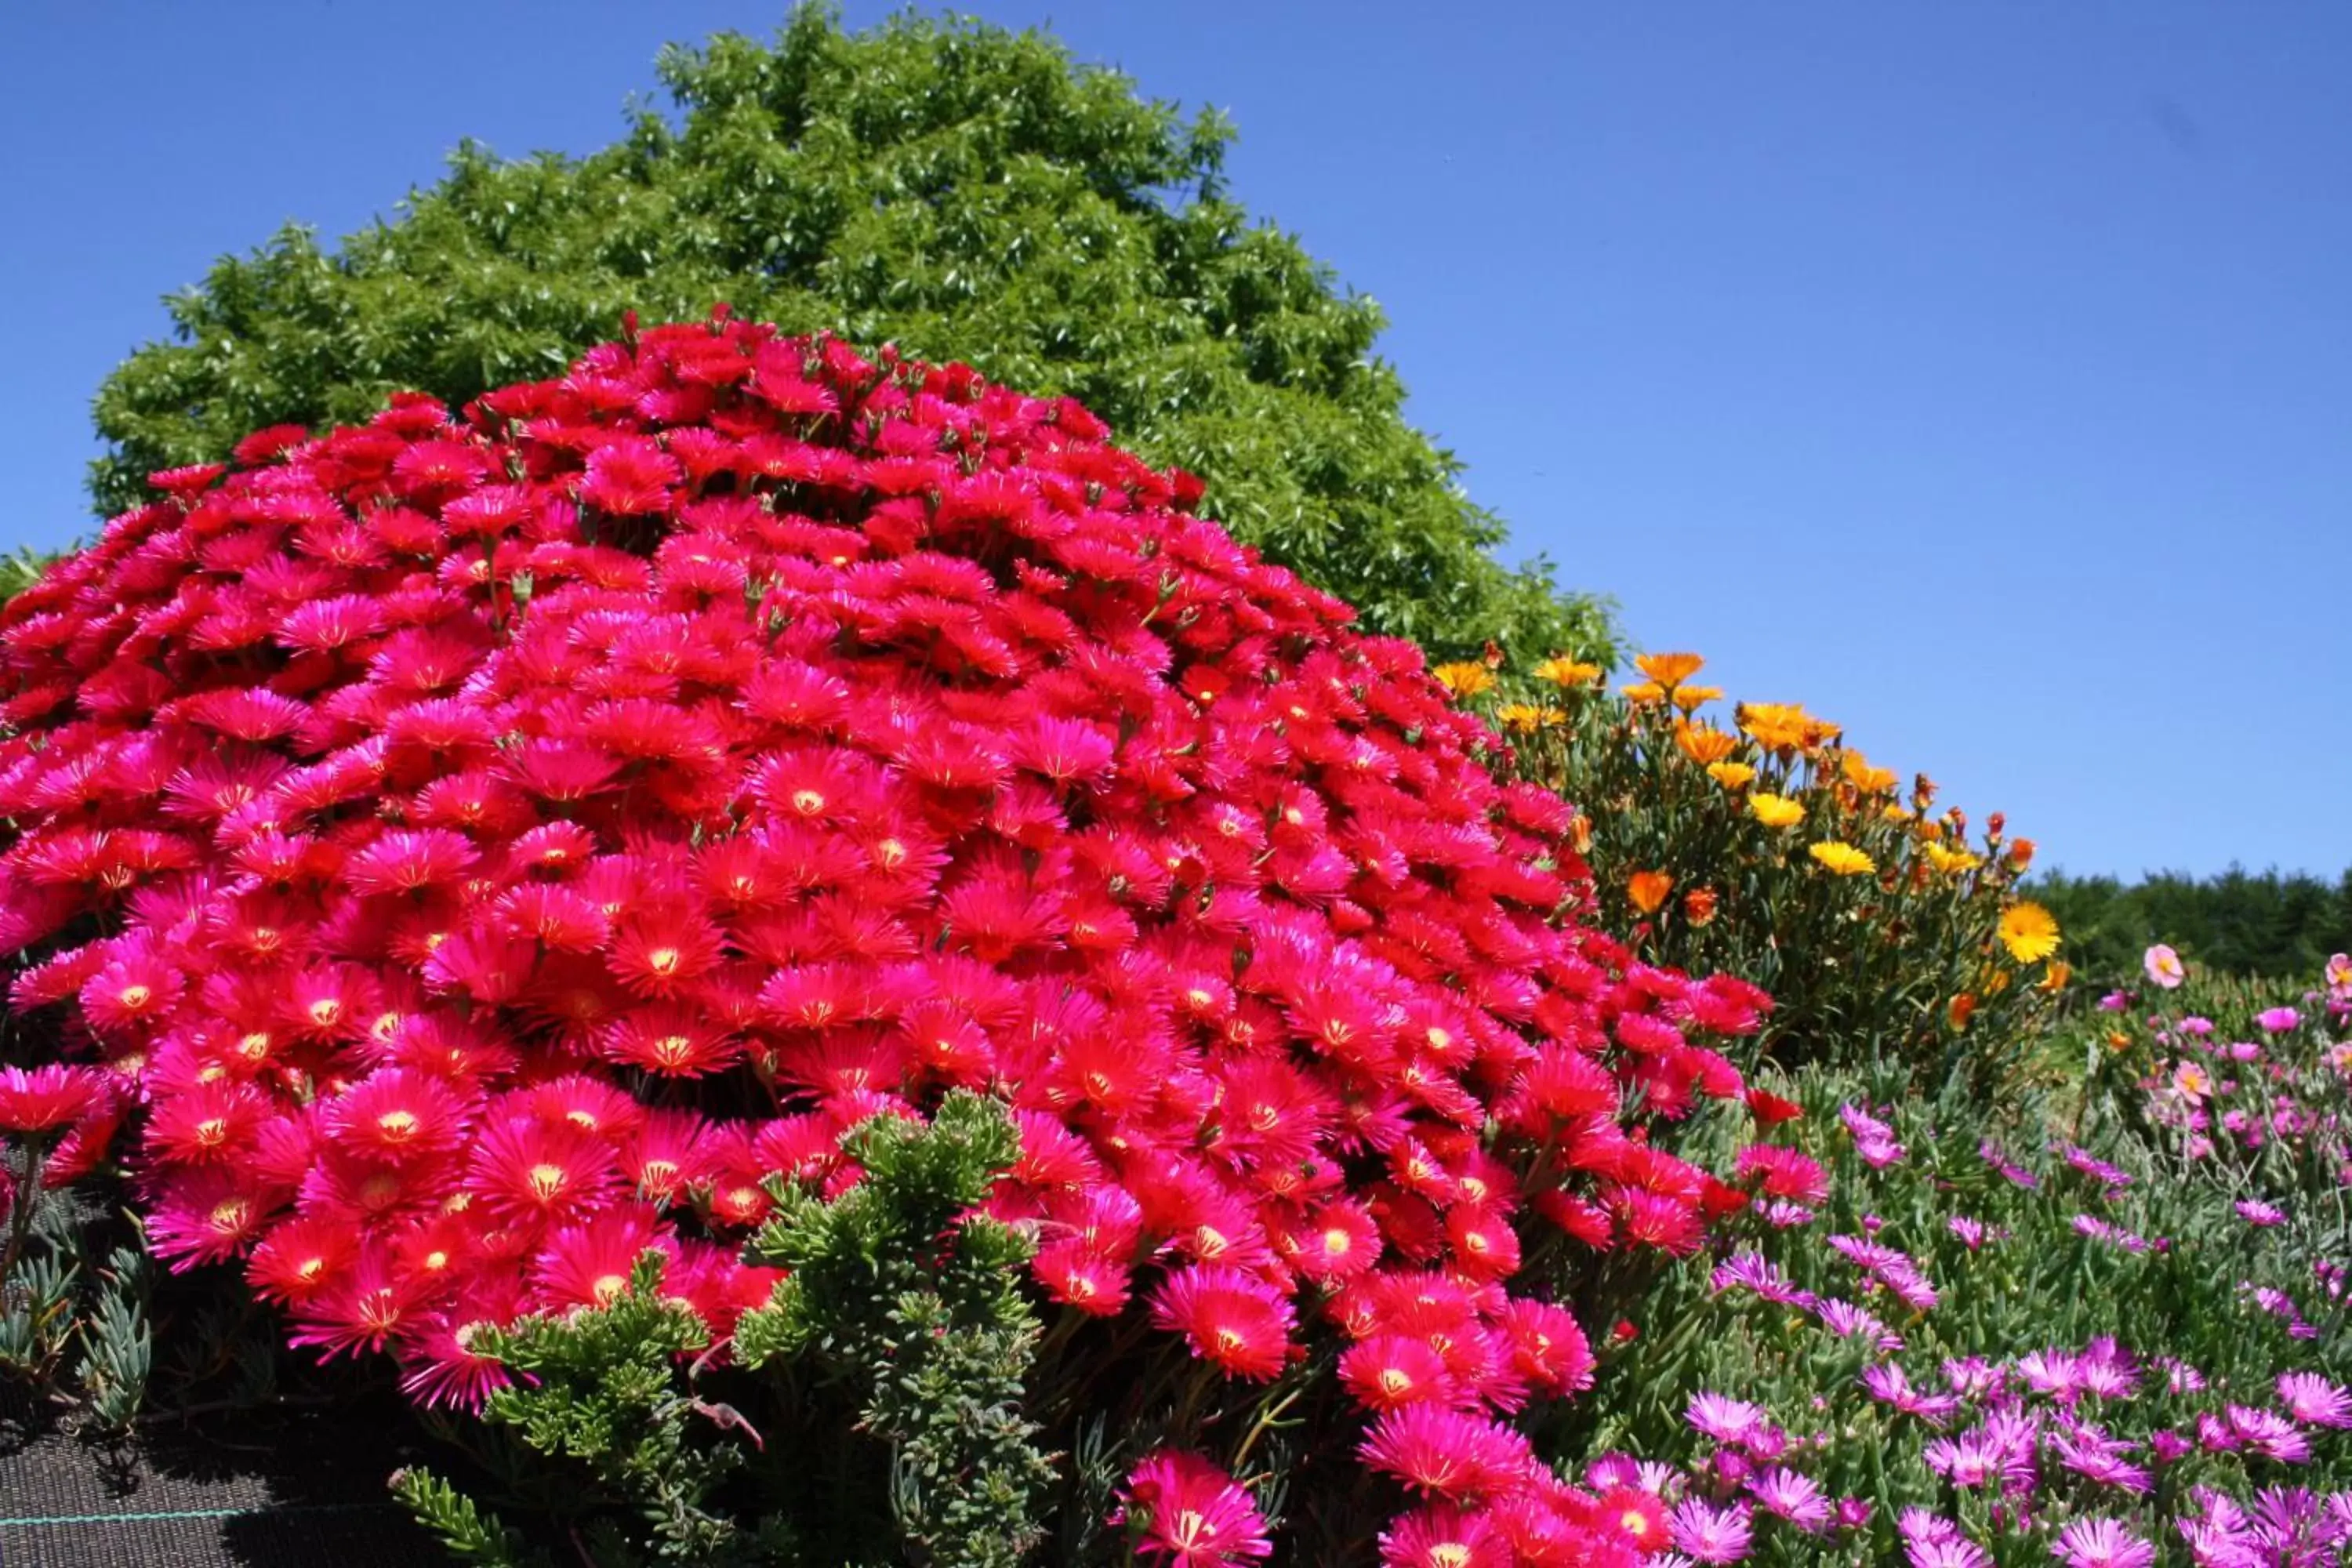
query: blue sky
[{"left": 2, "top": 3, "right": 2346, "bottom": 880}]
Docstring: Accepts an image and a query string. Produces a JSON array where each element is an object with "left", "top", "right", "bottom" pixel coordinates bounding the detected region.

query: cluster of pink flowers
[{"left": 0, "top": 314, "right": 1772, "bottom": 1560}]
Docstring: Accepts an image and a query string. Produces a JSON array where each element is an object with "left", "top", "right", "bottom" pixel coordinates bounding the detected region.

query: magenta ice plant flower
[
  {"left": 1668, "top": 1497, "right": 1753, "bottom": 1565},
  {"left": 2257, "top": 1005, "right": 2301, "bottom": 1033},
  {"left": 2275, "top": 1372, "right": 2352, "bottom": 1428},
  {"left": 2052, "top": 1515, "right": 2154, "bottom": 1568}
]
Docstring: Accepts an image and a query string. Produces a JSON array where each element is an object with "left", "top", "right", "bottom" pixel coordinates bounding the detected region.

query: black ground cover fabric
[{"left": 0, "top": 1385, "right": 445, "bottom": 1567}]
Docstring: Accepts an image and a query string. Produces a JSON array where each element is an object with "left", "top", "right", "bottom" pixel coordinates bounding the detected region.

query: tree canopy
[
  {"left": 2034, "top": 863, "right": 2352, "bottom": 989},
  {"left": 86, "top": 5, "right": 1615, "bottom": 662}
]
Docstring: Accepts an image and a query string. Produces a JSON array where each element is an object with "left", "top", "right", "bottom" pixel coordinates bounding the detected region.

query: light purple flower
[
  {"left": 1747, "top": 1467, "right": 1831, "bottom": 1531},
  {"left": 2235, "top": 1199, "right": 2286, "bottom": 1227},
  {"left": 1711, "top": 1250, "right": 1809, "bottom": 1305},
  {"left": 1813, "top": 1298, "right": 1902, "bottom": 1352},
  {"left": 2049, "top": 1424, "right": 2151, "bottom": 1495},
  {"left": 1943, "top": 1357, "right": 2003, "bottom": 1399},
  {"left": 1668, "top": 1497, "right": 1752, "bottom": 1565},
  {"left": 1898, "top": 1509, "right": 1990, "bottom": 1568},
  {"left": 2227, "top": 1403, "right": 2311, "bottom": 1463},
  {"left": 1862, "top": 1362, "right": 1962, "bottom": 1425},
  {"left": 1687, "top": 1392, "right": 1771, "bottom": 1446},
  {"left": 2053, "top": 1515, "right": 2154, "bottom": 1568},
  {"left": 2276, "top": 1372, "right": 2352, "bottom": 1428}
]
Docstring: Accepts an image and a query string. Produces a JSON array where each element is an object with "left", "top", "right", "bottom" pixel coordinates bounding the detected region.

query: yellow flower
[
  {"left": 1997, "top": 901, "right": 2061, "bottom": 963},
  {"left": 1534, "top": 657, "right": 1603, "bottom": 688},
  {"left": 1496, "top": 702, "right": 1548, "bottom": 734},
  {"left": 1707, "top": 762, "right": 1755, "bottom": 790},
  {"left": 1674, "top": 723, "right": 1739, "bottom": 765},
  {"left": 1621, "top": 680, "right": 1668, "bottom": 705},
  {"left": 1627, "top": 869, "right": 1674, "bottom": 915},
  {"left": 1432, "top": 662, "right": 1496, "bottom": 698},
  {"left": 1882, "top": 804, "right": 1915, "bottom": 822},
  {"left": 1671, "top": 684, "right": 1724, "bottom": 714},
  {"left": 1808, "top": 840, "right": 1875, "bottom": 876},
  {"left": 1748, "top": 793, "right": 1806, "bottom": 828},
  {"left": 1634, "top": 652, "right": 1706, "bottom": 688},
  {"left": 1924, "top": 843, "right": 1982, "bottom": 875}
]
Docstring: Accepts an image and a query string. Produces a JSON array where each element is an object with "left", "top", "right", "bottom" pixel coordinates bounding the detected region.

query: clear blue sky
[{"left": 3, "top": 3, "right": 2346, "bottom": 880}]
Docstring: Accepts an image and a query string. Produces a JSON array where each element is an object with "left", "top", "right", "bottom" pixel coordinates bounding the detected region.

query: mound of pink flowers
[{"left": 0, "top": 314, "right": 1766, "bottom": 1561}]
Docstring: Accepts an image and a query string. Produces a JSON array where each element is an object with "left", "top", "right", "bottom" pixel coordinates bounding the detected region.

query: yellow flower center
[{"left": 528, "top": 1163, "right": 569, "bottom": 1200}]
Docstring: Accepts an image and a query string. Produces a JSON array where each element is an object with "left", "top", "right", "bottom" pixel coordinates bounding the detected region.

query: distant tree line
[{"left": 2034, "top": 865, "right": 2352, "bottom": 991}]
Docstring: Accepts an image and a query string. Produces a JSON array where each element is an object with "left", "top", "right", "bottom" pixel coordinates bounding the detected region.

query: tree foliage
[
  {"left": 85, "top": 5, "right": 1614, "bottom": 662},
  {"left": 2034, "top": 862, "right": 2352, "bottom": 990}
]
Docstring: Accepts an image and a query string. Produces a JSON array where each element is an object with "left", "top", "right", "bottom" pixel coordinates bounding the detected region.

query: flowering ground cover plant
[
  {"left": 1553, "top": 1062, "right": 2351, "bottom": 1567},
  {"left": 1439, "top": 652, "right": 2064, "bottom": 1096},
  {"left": 0, "top": 314, "right": 1772, "bottom": 1562},
  {"left": 2076, "top": 950, "right": 2352, "bottom": 1277}
]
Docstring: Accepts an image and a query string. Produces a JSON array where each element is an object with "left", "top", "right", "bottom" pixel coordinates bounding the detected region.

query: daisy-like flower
[
  {"left": 0, "top": 1063, "right": 104, "bottom": 1134},
  {"left": 1897, "top": 1508, "right": 1989, "bottom": 1568},
  {"left": 1687, "top": 1392, "right": 1771, "bottom": 1446},
  {"left": 2227, "top": 1404, "right": 2312, "bottom": 1463},
  {"left": 1862, "top": 1363, "right": 1961, "bottom": 1426},
  {"left": 1668, "top": 1498, "right": 1752, "bottom": 1565},
  {"left": 2275, "top": 1372, "right": 2352, "bottom": 1428},
  {"left": 1148, "top": 1266, "right": 1295, "bottom": 1381},
  {"left": 1807, "top": 840, "right": 1874, "bottom": 877},
  {"left": 1747, "top": 1467, "right": 1831, "bottom": 1531},
  {"left": 2236, "top": 1199, "right": 2286, "bottom": 1227},
  {"left": 1377, "top": 1505, "right": 1506, "bottom": 1568},
  {"left": 1711, "top": 1250, "right": 1809, "bottom": 1305},
  {"left": 1735, "top": 1144, "right": 1828, "bottom": 1204},
  {"left": 1998, "top": 902, "right": 2061, "bottom": 963},
  {"left": 2143, "top": 944, "right": 2186, "bottom": 989},
  {"left": 1119, "top": 1451, "right": 1272, "bottom": 1566},
  {"left": 2051, "top": 1517, "right": 2154, "bottom": 1568},
  {"left": 1359, "top": 1405, "right": 1533, "bottom": 1502}
]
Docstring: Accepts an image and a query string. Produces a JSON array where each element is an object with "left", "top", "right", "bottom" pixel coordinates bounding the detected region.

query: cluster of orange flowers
[{"left": 1446, "top": 650, "right": 2068, "bottom": 1043}]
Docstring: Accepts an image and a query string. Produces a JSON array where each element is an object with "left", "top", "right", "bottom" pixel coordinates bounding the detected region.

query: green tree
[
  {"left": 83, "top": 5, "right": 1615, "bottom": 662},
  {"left": 2034, "top": 863, "right": 2352, "bottom": 991}
]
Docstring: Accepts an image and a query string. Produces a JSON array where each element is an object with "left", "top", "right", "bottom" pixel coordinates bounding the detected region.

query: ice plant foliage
[{"left": 0, "top": 316, "right": 1766, "bottom": 1556}]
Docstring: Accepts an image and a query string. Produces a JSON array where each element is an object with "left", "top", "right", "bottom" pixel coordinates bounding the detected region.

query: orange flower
[
  {"left": 1621, "top": 681, "right": 1667, "bottom": 706},
  {"left": 1671, "top": 684, "right": 1723, "bottom": 714},
  {"left": 1840, "top": 751, "right": 1898, "bottom": 795},
  {"left": 2006, "top": 837, "right": 2036, "bottom": 871},
  {"left": 1567, "top": 815, "right": 1592, "bottom": 855},
  {"left": 1673, "top": 722, "right": 1739, "bottom": 765},
  {"left": 2038, "top": 961, "right": 2071, "bottom": 993},
  {"left": 1737, "top": 702, "right": 1817, "bottom": 752},
  {"left": 1634, "top": 652, "right": 1705, "bottom": 688},
  {"left": 1948, "top": 993, "right": 1978, "bottom": 1030},
  {"left": 1627, "top": 869, "right": 1673, "bottom": 915},
  {"left": 1682, "top": 887, "right": 1719, "bottom": 927},
  {"left": 1707, "top": 761, "right": 1755, "bottom": 790}
]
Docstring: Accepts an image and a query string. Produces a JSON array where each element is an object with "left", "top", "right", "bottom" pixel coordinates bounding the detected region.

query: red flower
[
  {"left": 0, "top": 1064, "right": 103, "bottom": 1134},
  {"left": 1149, "top": 1265, "right": 1295, "bottom": 1381},
  {"left": 1120, "top": 1450, "right": 1272, "bottom": 1566}
]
